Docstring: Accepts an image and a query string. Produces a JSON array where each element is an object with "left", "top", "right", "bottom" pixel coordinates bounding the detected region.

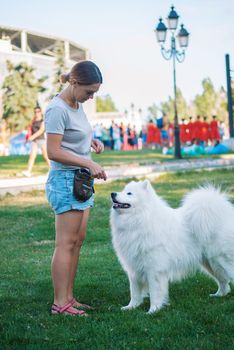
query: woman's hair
[
  {"left": 34, "top": 106, "right": 41, "bottom": 111},
  {"left": 60, "top": 60, "right": 103, "bottom": 85}
]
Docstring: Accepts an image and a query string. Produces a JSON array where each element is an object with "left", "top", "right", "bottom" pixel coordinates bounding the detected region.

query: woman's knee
[
  {"left": 55, "top": 237, "right": 79, "bottom": 252},
  {"left": 76, "top": 210, "right": 89, "bottom": 247},
  {"left": 76, "top": 230, "right": 86, "bottom": 248}
]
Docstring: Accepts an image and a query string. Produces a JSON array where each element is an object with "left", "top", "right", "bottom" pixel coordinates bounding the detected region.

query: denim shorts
[
  {"left": 45, "top": 169, "right": 94, "bottom": 215},
  {"left": 32, "top": 139, "right": 45, "bottom": 148}
]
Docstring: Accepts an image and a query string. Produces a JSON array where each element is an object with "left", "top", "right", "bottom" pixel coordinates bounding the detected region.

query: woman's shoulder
[
  {"left": 44, "top": 101, "right": 69, "bottom": 129},
  {"left": 45, "top": 97, "right": 70, "bottom": 119},
  {"left": 46, "top": 96, "right": 66, "bottom": 111}
]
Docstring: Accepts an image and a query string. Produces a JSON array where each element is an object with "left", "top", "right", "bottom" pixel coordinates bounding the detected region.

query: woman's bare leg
[
  {"left": 67, "top": 209, "right": 90, "bottom": 302},
  {"left": 41, "top": 143, "right": 50, "bottom": 167},
  {"left": 52, "top": 210, "right": 84, "bottom": 306},
  {"left": 27, "top": 142, "right": 38, "bottom": 173}
]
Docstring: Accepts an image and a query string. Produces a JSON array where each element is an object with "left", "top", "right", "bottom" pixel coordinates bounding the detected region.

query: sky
[{"left": 1, "top": 0, "right": 234, "bottom": 114}]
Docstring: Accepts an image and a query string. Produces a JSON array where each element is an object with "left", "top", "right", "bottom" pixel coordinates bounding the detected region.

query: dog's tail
[{"left": 182, "top": 185, "right": 233, "bottom": 242}]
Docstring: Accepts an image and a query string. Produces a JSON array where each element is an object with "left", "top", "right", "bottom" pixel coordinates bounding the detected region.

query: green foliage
[
  {"left": 96, "top": 94, "right": 118, "bottom": 112},
  {"left": 159, "top": 88, "right": 188, "bottom": 121},
  {"left": 2, "top": 60, "right": 47, "bottom": 133},
  {"left": 215, "top": 86, "right": 228, "bottom": 122},
  {"left": 194, "top": 78, "right": 217, "bottom": 117},
  {"left": 148, "top": 78, "right": 228, "bottom": 121},
  {"left": 50, "top": 41, "right": 67, "bottom": 97},
  {"left": 147, "top": 103, "right": 158, "bottom": 119}
]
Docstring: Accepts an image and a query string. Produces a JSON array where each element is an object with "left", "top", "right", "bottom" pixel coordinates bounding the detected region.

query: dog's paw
[
  {"left": 121, "top": 304, "right": 137, "bottom": 311},
  {"left": 147, "top": 303, "right": 166, "bottom": 314},
  {"left": 210, "top": 292, "right": 223, "bottom": 297},
  {"left": 147, "top": 306, "right": 162, "bottom": 314},
  {"left": 147, "top": 308, "right": 159, "bottom": 314},
  {"left": 121, "top": 305, "right": 133, "bottom": 311},
  {"left": 210, "top": 284, "right": 231, "bottom": 297}
]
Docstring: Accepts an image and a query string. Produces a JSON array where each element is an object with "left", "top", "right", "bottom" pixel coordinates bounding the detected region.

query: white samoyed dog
[{"left": 110, "top": 180, "right": 234, "bottom": 314}]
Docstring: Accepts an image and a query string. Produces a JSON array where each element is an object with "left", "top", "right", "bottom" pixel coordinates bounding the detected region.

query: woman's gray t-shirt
[{"left": 45, "top": 96, "right": 92, "bottom": 170}]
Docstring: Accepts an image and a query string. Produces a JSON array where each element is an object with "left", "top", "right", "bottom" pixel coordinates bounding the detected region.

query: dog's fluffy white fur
[{"left": 110, "top": 180, "right": 234, "bottom": 314}]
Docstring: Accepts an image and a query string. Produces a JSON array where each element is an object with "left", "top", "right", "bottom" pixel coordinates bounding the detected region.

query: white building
[{"left": 0, "top": 25, "right": 95, "bottom": 117}]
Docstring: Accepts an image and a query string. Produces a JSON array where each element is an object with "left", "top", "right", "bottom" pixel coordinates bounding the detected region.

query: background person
[
  {"left": 146, "top": 119, "right": 157, "bottom": 149},
  {"left": 200, "top": 116, "right": 209, "bottom": 146},
  {"left": 179, "top": 118, "right": 188, "bottom": 146},
  {"left": 22, "top": 106, "right": 49, "bottom": 177},
  {"left": 193, "top": 115, "right": 202, "bottom": 145},
  {"left": 210, "top": 115, "right": 220, "bottom": 144},
  {"left": 187, "top": 116, "right": 195, "bottom": 145},
  {"left": 45, "top": 60, "right": 106, "bottom": 317}
]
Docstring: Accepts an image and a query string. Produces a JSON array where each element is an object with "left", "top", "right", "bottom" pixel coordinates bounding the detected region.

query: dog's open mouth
[{"left": 112, "top": 200, "right": 131, "bottom": 209}]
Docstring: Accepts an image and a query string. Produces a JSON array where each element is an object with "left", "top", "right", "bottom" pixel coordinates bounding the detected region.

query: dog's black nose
[{"left": 111, "top": 192, "right": 117, "bottom": 200}]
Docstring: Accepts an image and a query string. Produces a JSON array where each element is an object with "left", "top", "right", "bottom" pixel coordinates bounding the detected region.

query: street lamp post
[{"left": 155, "top": 6, "right": 189, "bottom": 159}]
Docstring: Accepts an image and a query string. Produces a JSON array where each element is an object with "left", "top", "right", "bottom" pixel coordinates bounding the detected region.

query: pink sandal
[
  {"left": 51, "top": 300, "right": 87, "bottom": 316},
  {"left": 71, "top": 298, "right": 94, "bottom": 310}
]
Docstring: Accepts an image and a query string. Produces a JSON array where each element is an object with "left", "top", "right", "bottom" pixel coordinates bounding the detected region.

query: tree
[
  {"left": 2, "top": 60, "right": 47, "bottom": 133},
  {"left": 160, "top": 88, "right": 188, "bottom": 121},
  {"left": 214, "top": 86, "right": 228, "bottom": 122},
  {"left": 193, "top": 78, "right": 216, "bottom": 118},
  {"left": 193, "top": 78, "right": 229, "bottom": 120},
  {"left": 50, "top": 41, "right": 67, "bottom": 97},
  {"left": 96, "top": 94, "right": 118, "bottom": 112},
  {"left": 147, "top": 103, "right": 158, "bottom": 120},
  {"left": 147, "top": 78, "right": 229, "bottom": 124}
]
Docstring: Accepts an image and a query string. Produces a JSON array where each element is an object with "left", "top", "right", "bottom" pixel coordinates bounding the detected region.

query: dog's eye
[{"left": 127, "top": 192, "right": 132, "bottom": 195}]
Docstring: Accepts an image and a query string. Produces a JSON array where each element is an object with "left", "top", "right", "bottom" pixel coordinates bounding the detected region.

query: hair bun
[{"left": 60, "top": 73, "right": 70, "bottom": 84}]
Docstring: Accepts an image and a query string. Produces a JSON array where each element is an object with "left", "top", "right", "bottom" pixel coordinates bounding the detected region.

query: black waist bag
[{"left": 74, "top": 168, "right": 94, "bottom": 202}]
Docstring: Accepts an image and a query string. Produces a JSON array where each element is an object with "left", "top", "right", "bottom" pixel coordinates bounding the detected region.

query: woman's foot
[
  {"left": 70, "top": 297, "right": 94, "bottom": 310},
  {"left": 51, "top": 300, "right": 88, "bottom": 316},
  {"left": 22, "top": 170, "right": 32, "bottom": 177}
]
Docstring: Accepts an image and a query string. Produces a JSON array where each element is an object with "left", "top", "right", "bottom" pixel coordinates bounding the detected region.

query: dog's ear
[{"left": 142, "top": 179, "right": 151, "bottom": 190}]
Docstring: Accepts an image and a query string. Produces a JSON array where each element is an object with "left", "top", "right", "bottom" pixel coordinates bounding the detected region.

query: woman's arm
[
  {"left": 29, "top": 121, "right": 45, "bottom": 141},
  {"left": 47, "top": 133, "right": 107, "bottom": 180}
]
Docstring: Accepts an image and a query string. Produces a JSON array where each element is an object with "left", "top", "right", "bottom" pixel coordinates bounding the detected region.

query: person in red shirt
[
  {"left": 155, "top": 125, "right": 161, "bottom": 148},
  {"left": 200, "top": 116, "right": 209, "bottom": 146},
  {"left": 147, "top": 120, "right": 161, "bottom": 149},
  {"left": 187, "top": 116, "right": 194, "bottom": 144},
  {"left": 193, "top": 115, "right": 202, "bottom": 144},
  {"left": 168, "top": 122, "right": 174, "bottom": 147},
  {"left": 210, "top": 115, "right": 220, "bottom": 144},
  {"left": 179, "top": 119, "right": 188, "bottom": 146}
]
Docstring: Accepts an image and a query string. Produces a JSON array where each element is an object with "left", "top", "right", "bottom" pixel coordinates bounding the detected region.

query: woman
[
  {"left": 22, "top": 106, "right": 50, "bottom": 177},
  {"left": 45, "top": 60, "right": 107, "bottom": 316}
]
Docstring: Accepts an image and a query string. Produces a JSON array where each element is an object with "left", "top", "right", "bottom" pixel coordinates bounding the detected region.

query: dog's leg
[
  {"left": 210, "top": 282, "right": 231, "bottom": 297},
  {"left": 121, "top": 275, "right": 143, "bottom": 311},
  {"left": 147, "top": 272, "right": 169, "bottom": 314},
  {"left": 202, "top": 259, "right": 231, "bottom": 297},
  {"left": 141, "top": 283, "right": 149, "bottom": 298}
]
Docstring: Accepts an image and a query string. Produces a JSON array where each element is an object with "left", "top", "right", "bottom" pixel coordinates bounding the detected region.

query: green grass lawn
[
  {"left": 1, "top": 149, "right": 233, "bottom": 178},
  {"left": 1, "top": 169, "right": 234, "bottom": 350},
  {"left": 0, "top": 150, "right": 172, "bottom": 179}
]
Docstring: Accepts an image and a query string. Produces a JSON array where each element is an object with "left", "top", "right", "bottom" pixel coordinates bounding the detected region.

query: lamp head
[
  {"left": 177, "top": 24, "right": 189, "bottom": 47},
  {"left": 167, "top": 6, "right": 179, "bottom": 30},
  {"left": 155, "top": 17, "right": 167, "bottom": 43}
]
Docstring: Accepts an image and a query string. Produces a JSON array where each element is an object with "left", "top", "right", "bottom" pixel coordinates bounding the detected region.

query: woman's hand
[
  {"left": 88, "top": 161, "right": 107, "bottom": 181},
  {"left": 91, "top": 139, "right": 104, "bottom": 154},
  {"left": 24, "top": 135, "right": 33, "bottom": 144}
]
